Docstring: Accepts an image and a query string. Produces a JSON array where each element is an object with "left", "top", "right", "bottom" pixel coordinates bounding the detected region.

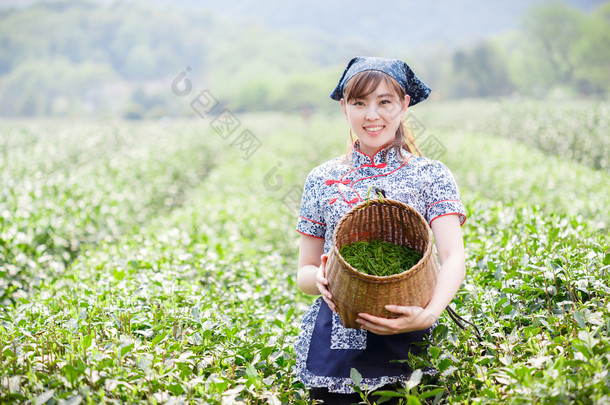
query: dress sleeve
[
  {"left": 423, "top": 161, "right": 467, "bottom": 226},
  {"left": 296, "top": 169, "right": 326, "bottom": 238}
]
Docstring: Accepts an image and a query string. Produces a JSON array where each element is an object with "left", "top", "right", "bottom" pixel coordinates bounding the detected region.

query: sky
[{"left": 2, "top": 0, "right": 607, "bottom": 55}]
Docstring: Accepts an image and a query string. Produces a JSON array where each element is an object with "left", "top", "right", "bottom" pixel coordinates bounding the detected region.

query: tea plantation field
[{"left": 0, "top": 100, "right": 608, "bottom": 404}]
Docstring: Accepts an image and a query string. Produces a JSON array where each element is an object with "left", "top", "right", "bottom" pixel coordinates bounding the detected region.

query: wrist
[{"left": 423, "top": 307, "right": 441, "bottom": 326}]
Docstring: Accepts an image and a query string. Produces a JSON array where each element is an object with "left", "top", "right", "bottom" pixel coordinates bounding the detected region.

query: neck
[{"left": 357, "top": 141, "right": 393, "bottom": 158}]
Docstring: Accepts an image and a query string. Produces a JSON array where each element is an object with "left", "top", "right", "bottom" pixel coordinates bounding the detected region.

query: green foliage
[
  {"left": 443, "top": 2, "right": 610, "bottom": 99},
  {"left": 0, "top": 1, "right": 343, "bottom": 117},
  {"left": 417, "top": 99, "right": 610, "bottom": 172},
  {"left": 0, "top": 100, "right": 608, "bottom": 403},
  {"left": 0, "top": 121, "right": 216, "bottom": 303},
  {"left": 340, "top": 240, "right": 423, "bottom": 277},
  {"left": 516, "top": 1, "right": 610, "bottom": 95},
  {"left": 0, "top": 57, "right": 118, "bottom": 116}
]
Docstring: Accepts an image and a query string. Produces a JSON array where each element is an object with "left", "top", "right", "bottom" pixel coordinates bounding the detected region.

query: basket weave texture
[{"left": 325, "top": 199, "right": 438, "bottom": 329}]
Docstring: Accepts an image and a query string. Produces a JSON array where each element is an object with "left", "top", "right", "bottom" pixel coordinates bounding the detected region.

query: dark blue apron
[{"left": 306, "top": 300, "right": 432, "bottom": 379}]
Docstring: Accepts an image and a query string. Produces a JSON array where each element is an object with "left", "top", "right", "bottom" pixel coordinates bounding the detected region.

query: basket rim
[{"left": 331, "top": 198, "right": 434, "bottom": 282}]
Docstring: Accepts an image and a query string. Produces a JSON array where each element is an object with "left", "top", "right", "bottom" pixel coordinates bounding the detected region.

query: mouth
[{"left": 364, "top": 125, "right": 384, "bottom": 134}]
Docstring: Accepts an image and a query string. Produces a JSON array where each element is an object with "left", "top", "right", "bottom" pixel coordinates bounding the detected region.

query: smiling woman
[
  {"left": 340, "top": 72, "right": 410, "bottom": 157},
  {"left": 295, "top": 56, "right": 467, "bottom": 403}
]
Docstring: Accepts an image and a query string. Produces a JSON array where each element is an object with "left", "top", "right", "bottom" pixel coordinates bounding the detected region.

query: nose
[{"left": 365, "top": 105, "right": 380, "bottom": 121}]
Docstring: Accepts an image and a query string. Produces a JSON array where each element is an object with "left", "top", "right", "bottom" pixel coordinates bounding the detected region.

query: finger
[
  {"left": 385, "top": 305, "right": 419, "bottom": 315},
  {"left": 316, "top": 263, "right": 329, "bottom": 285},
  {"left": 316, "top": 280, "right": 333, "bottom": 300},
  {"left": 319, "top": 254, "right": 328, "bottom": 272},
  {"left": 357, "top": 313, "right": 394, "bottom": 328},
  {"left": 315, "top": 268, "right": 328, "bottom": 284},
  {"left": 322, "top": 295, "right": 337, "bottom": 313},
  {"left": 357, "top": 312, "right": 385, "bottom": 322},
  {"left": 356, "top": 318, "right": 392, "bottom": 335}
]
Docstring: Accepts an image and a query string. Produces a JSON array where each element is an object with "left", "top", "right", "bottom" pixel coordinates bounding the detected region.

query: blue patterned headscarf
[{"left": 330, "top": 56, "right": 431, "bottom": 106}]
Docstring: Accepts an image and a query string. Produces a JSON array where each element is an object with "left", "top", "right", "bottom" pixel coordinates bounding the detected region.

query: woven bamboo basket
[{"left": 325, "top": 199, "right": 438, "bottom": 329}]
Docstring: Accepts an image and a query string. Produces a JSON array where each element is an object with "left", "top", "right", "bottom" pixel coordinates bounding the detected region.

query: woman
[{"left": 295, "top": 56, "right": 467, "bottom": 404}]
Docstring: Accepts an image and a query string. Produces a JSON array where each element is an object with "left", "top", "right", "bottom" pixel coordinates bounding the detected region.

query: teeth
[{"left": 366, "top": 126, "right": 383, "bottom": 131}]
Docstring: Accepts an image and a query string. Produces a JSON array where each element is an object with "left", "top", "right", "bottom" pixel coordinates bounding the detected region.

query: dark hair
[{"left": 342, "top": 70, "right": 422, "bottom": 161}]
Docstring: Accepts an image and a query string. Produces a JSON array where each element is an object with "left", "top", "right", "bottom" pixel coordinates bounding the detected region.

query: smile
[{"left": 364, "top": 126, "right": 384, "bottom": 131}]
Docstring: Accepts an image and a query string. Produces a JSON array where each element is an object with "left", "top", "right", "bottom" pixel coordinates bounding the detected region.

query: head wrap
[{"left": 330, "top": 56, "right": 431, "bottom": 106}]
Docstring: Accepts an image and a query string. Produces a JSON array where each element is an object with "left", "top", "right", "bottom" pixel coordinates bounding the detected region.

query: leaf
[
  {"left": 168, "top": 382, "right": 184, "bottom": 396},
  {"left": 285, "top": 307, "right": 295, "bottom": 322},
  {"left": 62, "top": 363, "right": 85, "bottom": 384},
  {"left": 245, "top": 363, "right": 259, "bottom": 382},
  {"left": 573, "top": 310, "right": 586, "bottom": 329},
  {"left": 495, "top": 376, "right": 511, "bottom": 385},
  {"left": 113, "top": 269, "right": 125, "bottom": 281},
  {"left": 494, "top": 264, "right": 502, "bottom": 280},
  {"left": 438, "top": 358, "right": 452, "bottom": 372},
  {"left": 63, "top": 395, "right": 83, "bottom": 405},
  {"left": 441, "top": 366, "right": 457, "bottom": 377},
  {"left": 428, "top": 346, "right": 440, "bottom": 359},
  {"left": 520, "top": 254, "right": 530, "bottom": 267},
  {"left": 8, "top": 376, "right": 21, "bottom": 393},
  {"left": 405, "top": 369, "right": 422, "bottom": 390},
  {"left": 350, "top": 367, "right": 363, "bottom": 387},
  {"left": 263, "top": 394, "right": 281, "bottom": 405},
  {"left": 119, "top": 342, "right": 134, "bottom": 357},
  {"left": 151, "top": 331, "right": 167, "bottom": 346},
  {"left": 137, "top": 356, "right": 151, "bottom": 372},
  {"left": 420, "top": 388, "right": 445, "bottom": 399},
  {"left": 134, "top": 329, "right": 154, "bottom": 338},
  {"left": 372, "top": 390, "right": 404, "bottom": 398},
  {"left": 35, "top": 390, "right": 54, "bottom": 405},
  {"left": 82, "top": 334, "right": 93, "bottom": 350},
  {"left": 432, "top": 323, "right": 448, "bottom": 340}
]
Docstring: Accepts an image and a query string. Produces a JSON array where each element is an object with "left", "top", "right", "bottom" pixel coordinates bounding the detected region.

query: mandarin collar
[{"left": 350, "top": 141, "right": 406, "bottom": 168}]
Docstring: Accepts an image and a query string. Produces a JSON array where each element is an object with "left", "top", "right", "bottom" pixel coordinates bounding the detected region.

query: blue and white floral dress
[{"left": 295, "top": 142, "right": 467, "bottom": 393}]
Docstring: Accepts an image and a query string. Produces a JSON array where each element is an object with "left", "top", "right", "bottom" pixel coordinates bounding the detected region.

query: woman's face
[{"left": 340, "top": 80, "right": 409, "bottom": 157}]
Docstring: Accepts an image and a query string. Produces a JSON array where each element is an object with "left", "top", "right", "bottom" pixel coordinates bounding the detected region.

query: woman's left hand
[{"left": 356, "top": 305, "right": 438, "bottom": 335}]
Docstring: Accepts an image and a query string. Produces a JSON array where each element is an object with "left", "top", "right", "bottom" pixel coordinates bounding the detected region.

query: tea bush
[{"left": 0, "top": 102, "right": 608, "bottom": 404}]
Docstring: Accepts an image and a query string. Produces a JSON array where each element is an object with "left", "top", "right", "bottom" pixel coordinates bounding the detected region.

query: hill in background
[{"left": 0, "top": 0, "right": 608, "bottom": 118}]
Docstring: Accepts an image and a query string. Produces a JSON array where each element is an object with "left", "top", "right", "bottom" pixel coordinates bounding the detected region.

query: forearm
[
  {"left": 297, "top": 264, "right": 322, "bottom": 295},
  {"left": 425, "top": 254, "right": 465, "bottom": 320}
]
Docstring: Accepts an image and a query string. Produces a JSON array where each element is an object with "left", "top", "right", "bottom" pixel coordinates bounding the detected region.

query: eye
[
  {"left": 351, "top": 100, "right": 365, "bottom": 106},
  {"left": 380, "top": 99, "right": 392, "bottom": 105}
]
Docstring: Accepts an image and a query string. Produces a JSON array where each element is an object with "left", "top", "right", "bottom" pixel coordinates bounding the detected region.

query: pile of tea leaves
[{"left": 339, "top": 239, "right": 423, "bottom": 276}]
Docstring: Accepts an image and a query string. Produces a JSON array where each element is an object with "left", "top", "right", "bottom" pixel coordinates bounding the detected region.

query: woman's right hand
[{"left": 316, "top": 254, "right": 337, "bottom": 313}]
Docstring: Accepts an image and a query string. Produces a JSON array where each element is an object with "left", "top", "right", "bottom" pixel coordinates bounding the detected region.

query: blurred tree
[
  {"left": 269, "top": 69, "right": 337, "bottom": 113},
  {"left": 572, "top": 2, "right": 610, "bottom": 94},
  {"left": 233, "top": 78, "right": 275, "bottom": 112},
  {"left": 0, "top": 57, "right": 117, "bottom": 116},
  {"left": 523, "top": 2, "right": 585, "bottom": 87},
  {"left": 449, "top": 41, "right": 515, "bottom": 98},
  {"left": 0, "top": 0, "right": 606, "bottom": 117},
  {"left": 520, "top": 1, "right": 609, "bottom": 95}
]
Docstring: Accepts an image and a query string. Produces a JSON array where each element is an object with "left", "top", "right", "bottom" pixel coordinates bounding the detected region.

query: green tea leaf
[
  {"left": 82, "top": 334, "right": 93, "bottom": 350},
  {"left": 350, "top": 367, "right": 362, "bottom": 387},
  {"left": 35, "top": 390, "right": 55, "bottom": 405},
  {"left": 151, "top": 331, "right": 167, "bottom": 346},
  {"left": 573, "top": 311, "right": 586, "bottom": 329},
  {"left": 339, "top": 239, "right": 423, "bottom": 276},
  {"left": 405, "top": 369, "right": 422, "bottom": 390}
]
